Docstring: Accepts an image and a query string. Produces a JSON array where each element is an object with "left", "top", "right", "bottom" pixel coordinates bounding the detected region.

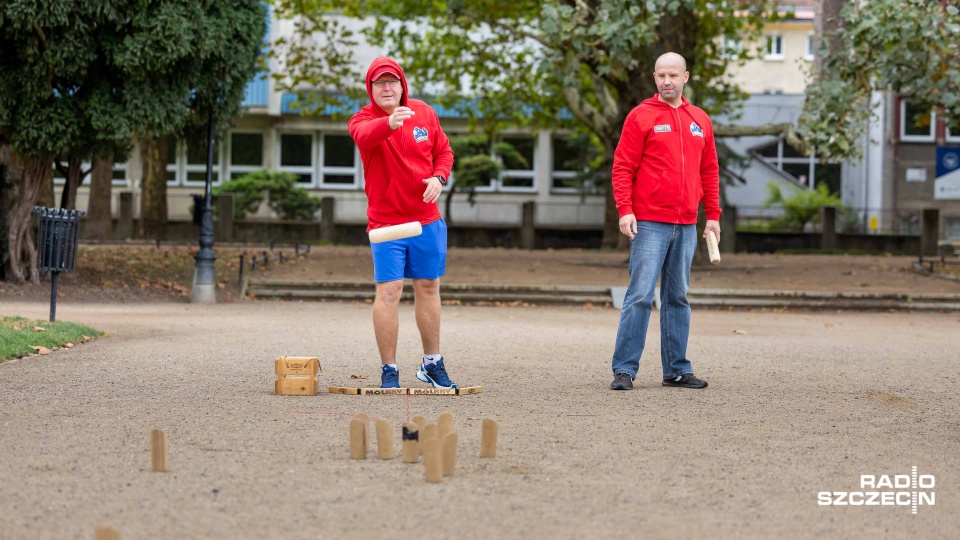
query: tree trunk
[
  {"left": 139, "top": 136, "right": 169, "bottom": 241},
  {"left": 86, "top": 154, "right": 115, "bottom": 240},
  {"left": 36, "top": 157, "right": 55, "bottom": 209},
  {"left": 3, "top": 149, "right": 49, "bottom": 284},
  {"left": 0, "top": 147, "right": 11, "bottom": 282},
  {"left": 57, "top": 154, "right": 88, "bottom": 210}
]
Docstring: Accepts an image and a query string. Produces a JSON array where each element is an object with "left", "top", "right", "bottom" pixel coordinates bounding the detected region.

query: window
[
  {"left": 551, "top": 136, "right": 580, "bottom": 191},
  {"left": 721, "top": 36, "right": 743, "bottom": 59},
  {"left": 752, "top": 138, "right": 841, "bottom": 195},
  {"left": 320, "top": 133, "right": 359, "bottom": 187},
  {"left": 279, "top": 133, "right": 314, "bottom": 184},
  {"left": 764, "top": 35, "right": 784, "bottom": 60},
  {"left": 947, "top": 122, "right": 960, "bottom": 143},
  {"left": 900, "top": 100, "right": 935, "bottom": 142},
  {"left": 112, "top": 161, "right": 128, "bottom": 186},
  {"left": 229, "top": 132, "right": 264, "bottom": 179},
  {"left": 165, "top": 136, "right": 178, "bottom": 184},
  {"left": 805, "top": 35, "right": 815, "bottom": 61},
  {"left": 184, "top": 135, "right": 221, "bottom": 185},
  {"left": 497, "top": 136, "right": 536, "bottom": 190}
]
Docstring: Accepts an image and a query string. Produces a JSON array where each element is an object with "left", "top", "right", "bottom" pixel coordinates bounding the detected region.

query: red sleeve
[
  {"left": 430, "top": 112, "right": 454, "bottom": 179},
  {"left": 699, "top": 116, "right": 722, "bottom": 221},
  {"left": 611, "top": 109, "right": 645, "bottom": 217},
  {"left": 348, "top": 109, "right": 394, "bottom": 150}
]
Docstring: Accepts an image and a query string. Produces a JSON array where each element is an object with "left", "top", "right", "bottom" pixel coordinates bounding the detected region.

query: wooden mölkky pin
[
  {"left": 349, "top": 418, "right": 366, "bottom": 459},
  {"left": 94, "top": 526, "right": 120, "bottom": 540},
  {"left": 412, "top": 415, "right": 427, "bottom": 430},
  {"left": 437, "top": 411, "right": 454, "bottom": 439},
  {"left": 401, "top": 422, "right": 419, "bottom": 463},
  {"left": 480, "top": 418, "right": 498, "bottom": 458},
  {"left": 419, "top": 423, "right": 438, "bottom": 456},
  {"left": 355, "top": 413, "right": 369, "bottom": 454},
  {"left": 376, "top": 419, "right": 395, "bottom": 459},
  {"left": 422, "top": 438, "right": 442, "bottom": 483},
  {"left": 151, "top": 429, "right": 168, "bottom": 472},
  {"left": 441, "top": 432, "right": 458, "bottom": 477}
]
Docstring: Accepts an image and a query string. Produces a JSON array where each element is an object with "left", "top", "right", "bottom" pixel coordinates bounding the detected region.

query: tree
[
  {"left": 800, "top": 0, "right": 960, "bottom": 159},
  {"left": 0, "top": 1, "right": 264, "bottom": 282},
  {"left": 272, "top": 0, "right": 792, "bottom": 248}
]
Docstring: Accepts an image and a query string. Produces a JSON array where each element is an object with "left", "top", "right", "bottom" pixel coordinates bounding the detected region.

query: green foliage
[
  {"left": 763, "top": 182, "right": 846, "bottom": 231},
  {"left": 214, "top": 170, "right": 321, "bottom": 220},
  {"left": 0, "top": 316, "right": 102, "bottom": 362},
  {"left": 800, "top": 0, "right": 960, "bottom": 159}
]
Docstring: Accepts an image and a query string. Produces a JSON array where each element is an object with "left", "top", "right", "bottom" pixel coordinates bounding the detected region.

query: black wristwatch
[{"left": 435, "top": 175, "right": 447, "bottom": 186}]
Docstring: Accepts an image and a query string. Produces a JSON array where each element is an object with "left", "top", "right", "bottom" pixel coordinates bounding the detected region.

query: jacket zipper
[{"left": 673, "top": 107, "right": 685, "bottom": 224}]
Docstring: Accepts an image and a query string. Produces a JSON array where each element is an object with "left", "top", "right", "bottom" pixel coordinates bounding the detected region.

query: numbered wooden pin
[
  {"left": 151, "top": 429, "right": 168, "bottom": 472},
  {"left": 401, "top": 422, "right": 419, "bottom": 463},
  {"left": 94, "top": 526, "right": 120, "bottom": 540},
  {"left": 422, "top": 438, "right": 442, "bottom": 483},
  {"left": 437, "top": 411, "right": 454, "bottom": 439},
  {"left": 349, "top": 418, "right": 366, "bottom": 459},
  {"left": 376, "top": 419, "right": 395, "bottom": 459},
  {"left": 480, "top": 418, "right": 498, "bottom": 458},
  {"left": 412, "top": 415, "right": 427, "bottom": 430},
  {"left": 441, "top": 432, "right": 458, "bottom": 477},
  {"left": 354, "top": 413, "right": 369, "bottom": 454}
]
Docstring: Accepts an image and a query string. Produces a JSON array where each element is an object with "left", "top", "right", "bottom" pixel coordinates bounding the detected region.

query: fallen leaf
[
  {"left": 824, "top": 323, "right": 835, "bottom": 329},
  {"left": 30, "top": 346, "right": 51, "bottom": 355},
  {"left": 81, "top": 335, "right": 91, "bottom": 342},
  {"left": 33, "top": 326, "right": 46, "bottom": 332},
  {"left": 63, "top": 343, "right": 74, "bottom": 348},
  {"left": 733, "top": 329, "right": 748, "bottom": 335},
  {"left": 350, "top": 374, "right": 369, "bottom": 380}
]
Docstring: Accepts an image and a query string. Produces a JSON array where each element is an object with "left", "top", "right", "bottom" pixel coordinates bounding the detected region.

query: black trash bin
[{"left": 33, "top": 206, "right": 86, "bottom": 321}]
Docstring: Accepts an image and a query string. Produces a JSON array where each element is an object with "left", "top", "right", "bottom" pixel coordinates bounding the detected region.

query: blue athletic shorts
[{"left": 370, "top": 219, "right": 447, "bottom": 282}]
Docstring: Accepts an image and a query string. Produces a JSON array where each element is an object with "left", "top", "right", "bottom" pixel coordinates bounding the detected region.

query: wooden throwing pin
[
  {"left": 151, "top": 429, "right": 168, "bottom": 472},
  {"left": 401, "top": 422, "right": 420, "bottom": 463},
  {"left": 422, "top": 438, "right": 442, "bottom": 483},
  {"left": 441, "top": 432, "right": 458, "bottom": 477},
  {"left": 349, "top": 418, "right": 367, "bottom": 459},
  {"left": 480, "top": 418, "right": 498, "bottom": 458},
  {"left": 437, "top": 411, "right": 454, "bottom": 439},
  {"left": 412, "top": 415, "right": 428, "bottom": 430},
  {"left": 376, "top": 419, "right": 395, "bottom": 459}
]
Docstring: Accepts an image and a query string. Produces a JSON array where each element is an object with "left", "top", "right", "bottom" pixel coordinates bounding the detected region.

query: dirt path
[{"left": 1, "top": 300, "right": 957, "bottom": 539}]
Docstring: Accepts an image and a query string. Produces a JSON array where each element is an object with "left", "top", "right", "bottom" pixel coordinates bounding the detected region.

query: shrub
[{"left": 213, "top": 170, "right": 321, "bottom": 220}]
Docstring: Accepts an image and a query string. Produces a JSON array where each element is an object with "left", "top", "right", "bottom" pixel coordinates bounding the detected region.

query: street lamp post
[{"left": 191, "top": 113, "right": 217, "bottom": 303}]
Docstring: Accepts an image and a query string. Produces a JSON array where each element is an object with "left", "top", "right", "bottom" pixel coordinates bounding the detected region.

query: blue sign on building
[{"left": 935, "top": 147, "right": 960, "bottom": 200}]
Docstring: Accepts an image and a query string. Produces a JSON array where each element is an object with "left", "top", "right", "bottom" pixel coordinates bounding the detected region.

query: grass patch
[{"left": 0, "top": 316, "right": 102, "bottom": 362}]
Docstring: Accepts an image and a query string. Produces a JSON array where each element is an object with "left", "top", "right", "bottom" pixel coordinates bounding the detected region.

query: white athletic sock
[
  {"left": 422, "top": 354, "right": 442, "bottom": 366},
  {"left": 385, "top": 363, "right": 398, "bottom": 370}
]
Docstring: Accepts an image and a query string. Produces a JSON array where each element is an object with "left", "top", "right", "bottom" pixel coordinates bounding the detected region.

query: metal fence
[{"left": 734, "top": 206, "right": 923, "bottom": 236}]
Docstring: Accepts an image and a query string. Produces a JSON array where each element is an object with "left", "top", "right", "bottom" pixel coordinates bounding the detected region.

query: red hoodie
[
  {"left": 348, "top": 57, "right": 454, "bottom": 230},
  {"left": 611, "top": 95, "right": 721, "bottom": 224}
]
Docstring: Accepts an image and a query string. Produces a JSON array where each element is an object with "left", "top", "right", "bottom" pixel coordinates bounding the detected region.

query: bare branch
[{"left": 715, "top": 122, "right": 808, "bottom": 155}]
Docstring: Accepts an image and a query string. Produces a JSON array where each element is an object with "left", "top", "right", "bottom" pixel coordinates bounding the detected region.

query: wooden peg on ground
[
  {"left": 437, "top": 411, "right": 454, "bottom": 439},
  {"left": 151, "top": 429, "right": 168, "bottom": 472},
  {"left": 412, "top": 415, "right": 427, "bottom": 430},
  {"left": 349, "top": 418, "right": 367, "bottom": 459},
  {"left": 442, "top": 432, "right": 458, "bottom": 477},
  {"left": 354, "top": 413, "right": 369, "bottom": 454},
  {"left": 94, "top": 526, "right": 120, "bottom": 540},
  {"left": 422, "top": 438, "right": 442, "bottom": 483},
  {"left": 401, "top": 422, "right": 419, "bottom": 463},
  {"left": 419, "top": 423, "right": 438, "bottom": 456},
  {"left": 376, "top": 419, "right": 395, "bottom": 459},
  {"left": 480, "top": 418, "right": 498, "bottom": 458}
]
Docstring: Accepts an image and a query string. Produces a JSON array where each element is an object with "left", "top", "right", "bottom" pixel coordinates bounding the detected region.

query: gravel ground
[{"left": 0, "top": 300, "right": 957, "bottom": 539}]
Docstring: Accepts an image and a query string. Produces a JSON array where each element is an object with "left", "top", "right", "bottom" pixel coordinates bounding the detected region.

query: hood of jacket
[{"left": 365, "top": 56, "right": 409, "bottom": 113}]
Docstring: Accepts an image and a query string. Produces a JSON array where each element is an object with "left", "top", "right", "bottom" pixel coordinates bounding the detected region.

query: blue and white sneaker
[
  {"left": 416, "top": 358, "right": 457, "bottom": 389},
  {"left": 380, "top": 365, "right": 400, "bottom": 388}
]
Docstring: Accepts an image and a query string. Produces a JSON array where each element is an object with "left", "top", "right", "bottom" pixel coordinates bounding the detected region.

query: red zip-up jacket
[
  {"left": 611, "top": 95, "right": 721, "bottom": 224},
  {"left": 348, "top": 57, "right": 454, "bottom": 230}
]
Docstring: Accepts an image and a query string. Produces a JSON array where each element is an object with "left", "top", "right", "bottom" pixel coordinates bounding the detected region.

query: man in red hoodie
[
  {"left": 609, "top": 52, "right": 721, "bottom": 391},
  {"left": 348, "top": 57, "right": 457, "bottom": 389}
]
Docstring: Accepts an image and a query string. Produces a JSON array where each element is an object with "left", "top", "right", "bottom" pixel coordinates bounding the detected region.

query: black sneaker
[
  {"left": 662, "top": 373, "right": 708, "bottom": 389},
  {"left": 610, "top": 373, "right": 633, "bottom": 390}
]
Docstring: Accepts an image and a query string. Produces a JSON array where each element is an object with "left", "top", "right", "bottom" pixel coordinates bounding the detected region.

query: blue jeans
[{"left": 611, "top": 221, "right": 696, "bottom": 380}]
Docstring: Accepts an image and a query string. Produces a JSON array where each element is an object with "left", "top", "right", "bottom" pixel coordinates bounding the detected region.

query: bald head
[
  {"left": 655, "top": 52, "right": 687, "bottom": 72},
  {"left": 653, "top": 52, "right": 689, "bottom": 107}
]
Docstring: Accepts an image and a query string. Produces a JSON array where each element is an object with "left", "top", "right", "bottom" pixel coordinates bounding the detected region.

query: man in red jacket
[
  {"left": 609, "top": 52, "right": 721, "bottom": 391},
  {"left": 348, "top": 57, "right": 457, "bottom": 389}
]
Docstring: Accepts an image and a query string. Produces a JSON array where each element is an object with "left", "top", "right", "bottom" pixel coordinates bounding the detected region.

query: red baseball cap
[{"left": 371, "top": 66, "right": 400, "bottom": 82}]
